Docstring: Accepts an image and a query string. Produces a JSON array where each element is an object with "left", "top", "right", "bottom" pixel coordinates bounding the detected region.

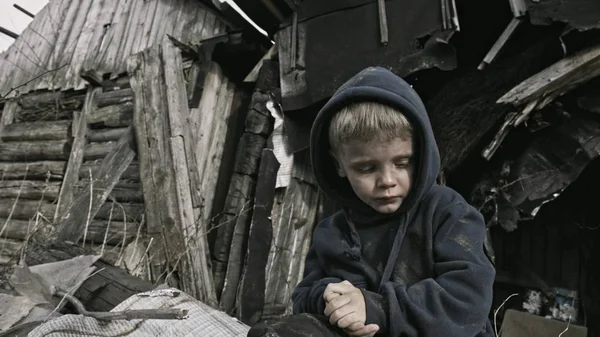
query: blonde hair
[{"left": 329, "top": 101, "right": 412, "bottom": 153}]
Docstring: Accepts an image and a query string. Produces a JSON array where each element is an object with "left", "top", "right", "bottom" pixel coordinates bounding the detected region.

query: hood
[{"left": 310, "top": 66, "right": 440, "bottom": 217}]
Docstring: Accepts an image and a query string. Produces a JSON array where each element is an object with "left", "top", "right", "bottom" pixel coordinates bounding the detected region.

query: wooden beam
[
  {"left": 54, "top": 87, "right": 99, "bottom": 222},
  {"left": 96, "top": 88, "right": 134, "bottom": 107},
  {"left": 478, "top": 18, "right": 522, "bottom": 70},
  {"left": 237, "top": 149, "right": 279, "bottom": 324},
  {"left": 162, "top": 41, "right": 217, "bottom": 306},
  {"left": 56, "top": 127, "right": 136, "bottom": 243},
  {"left": 13, "top": 4, "right": 35, "bottom": 18},
  {"left": 0, "top": 26, "right": 18, "bottom": 39},
  {"left": 88, "top": 127, "right": 128, "bottom": 143},
  {"left": 0, "top": 180, "right": 60, "bottom": 200}
]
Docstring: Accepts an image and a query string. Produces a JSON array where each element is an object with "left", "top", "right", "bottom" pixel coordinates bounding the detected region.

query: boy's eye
[
  {"left": 354, "top": 165, "right": 375, "bottom": 173},
  {"left": 395, "top": 161, "right": 410, "bottom": 168}
]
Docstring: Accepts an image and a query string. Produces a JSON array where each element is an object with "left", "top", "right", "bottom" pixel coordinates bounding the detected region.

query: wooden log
[
  {"left": 84, "top": 141, "right": 117, "bottom": 160},
  {"left": 96, "top": 88, "right": 134, "bottom": 107},
  {"left": 0, "top": 238, "right": 23, "bottom": 265},
  {"left": 24, "top": 242, "right": 155, "bottom": 312},
  {"left": 0, "top": 180, "right": 60, "bottom": 200},
  {"left": 0, "top": 198, "right": 54, "bottom": 220},
  {"left": 0, "top": 161, "right": 66, "bottom": 180},
  {"left": 56, "top": 127, "right": 136, "bottom": 243},
  {"left": 236, "top": 149, "right": 279, "bottom": 324},
  {"left": 1, "top": 120, "right": 71, "bottom": 141},
  {"left": 162, "top": 41, "right": 216, "bottom": 306},
  {"left": 81, "top": 161, "right": 140, "bottom": 181},
  {"left": 88, "top": 127, "right": 128, "bottom": 143},
  {"left": 0, "top": 217, "right": 138, "bottom": 245},
  {"left": 233, "top": 133, "right": 268, "bottom": 176},
  {"left": 87, "top": 102, "right": 133, "bottom": 127},
  {"left": 0, "top": 140, "right": 70, "bottom": 161},
  {"left": 55, "top": 88, "right": 98, "bottom": 222},
  {"left": 16, "top": 90, "right": 85, "bottom": 110}
]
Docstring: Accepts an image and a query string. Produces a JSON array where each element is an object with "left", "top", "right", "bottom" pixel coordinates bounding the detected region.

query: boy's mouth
[{"left": 375, "top": 196, "right": 401, "bottom": 203}]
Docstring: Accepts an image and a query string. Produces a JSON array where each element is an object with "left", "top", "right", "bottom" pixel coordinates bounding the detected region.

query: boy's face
[{"left": 332, "top": 137, "right": 413, "bottom": 214}]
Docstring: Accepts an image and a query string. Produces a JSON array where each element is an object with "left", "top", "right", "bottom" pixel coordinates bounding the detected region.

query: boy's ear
[{"left": 329, "top": 150, "right": 346, "bottom": 177}]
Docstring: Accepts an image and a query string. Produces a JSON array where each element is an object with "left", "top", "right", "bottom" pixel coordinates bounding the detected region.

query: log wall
[{"left": 0, "top": 80, "right": 144, "bottom": 268}]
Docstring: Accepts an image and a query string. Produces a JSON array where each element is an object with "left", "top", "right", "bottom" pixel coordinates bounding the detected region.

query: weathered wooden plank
[
  {"left": 237, "top": 149, "right": 279, "bottom": 324},
  {"left": 87, "top": 102, "right": 133, "bottom": 127},
  {"left": 88, "top": 127, "right": 128, "bottom": 143},
  {"left": 56, "top": 127, "right": 136, "bottom": 243},
  {"left": 0, "top": 140, "right": 70, "bottom": 161},
  {"left": 55, "top": 87, "right": 98, "bottom": 222},
  {"left": 129, "top": 46, "right": 178, "bottom": 235},
  {"left": 198, "top": 81, "right": 236, "bottom": 221},
  {"left": 0, "top": 101, "right": 17, "bottom": 140},
  {"left": 82, "top": 0, "right": 118, "bottom": 73},
  {"left": 64, "top": 0, "right": 102, "bottom": 89},
  {"left": 0, "top": 161, "right": 66, "bottom": 180},
  {"left": 498, "top": 44, "right": 600, "bottom": 106},
  {"left": 163, "top": 40, "right": 217, "bottom": 305},
  {"left": 1, "top": 120, "right": 71, "bottom": 141}
]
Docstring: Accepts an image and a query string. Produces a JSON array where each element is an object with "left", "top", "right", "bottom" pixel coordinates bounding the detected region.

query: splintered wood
[{"left": 128, "top": 42, "right": 232, "bottom": 306}]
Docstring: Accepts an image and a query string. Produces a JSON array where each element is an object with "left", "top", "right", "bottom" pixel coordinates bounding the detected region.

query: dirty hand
[{"left": 323, "top": 281, "right": 379, "bottom": 336}]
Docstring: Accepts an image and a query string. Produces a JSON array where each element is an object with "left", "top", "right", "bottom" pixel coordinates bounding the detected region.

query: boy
[{"left": 249, "top": 67, "right": 495, "bottom": 337}]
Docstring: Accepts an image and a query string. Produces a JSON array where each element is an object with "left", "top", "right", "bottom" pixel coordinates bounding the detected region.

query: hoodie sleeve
[
  {"left": 292, "top": 244, "right": 344, "bottom": 315},
  {"left": 362, "top": 202, "right": 495, "bottom": 337}
]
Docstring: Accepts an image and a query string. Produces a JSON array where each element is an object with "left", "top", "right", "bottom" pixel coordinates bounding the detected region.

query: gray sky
[{"left": 0, "top": 0, "right": 49, "bottom": 53}]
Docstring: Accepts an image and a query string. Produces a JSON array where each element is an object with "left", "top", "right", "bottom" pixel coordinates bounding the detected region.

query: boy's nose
[{"left": 377, "top": 170, "right": 396, "bottom": 188}]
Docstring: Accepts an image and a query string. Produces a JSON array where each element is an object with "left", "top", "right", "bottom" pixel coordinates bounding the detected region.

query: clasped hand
[{"left": 323, "top": 280, "right": 379, "bottom": 337}]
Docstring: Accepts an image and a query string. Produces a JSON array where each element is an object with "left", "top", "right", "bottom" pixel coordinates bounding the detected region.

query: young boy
[{"left": 248, "top": 67, "right": 495, "bottom": 337}]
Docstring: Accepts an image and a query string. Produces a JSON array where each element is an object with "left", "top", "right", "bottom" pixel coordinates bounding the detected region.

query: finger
[
  {"left": 326, "top": 295, "right": 352, "bottom": 311},
  {"left": 336, "top": 312, "right": 360, "bottom": 329},
  {"left": 324, "top": 291, "right": 342, "bottom": 304},
  {"left": 358, "top": 324, "right": 379, "bottom": 337},
  {"left": 328, "top": 306, "right": 354, "bottom": 326},
  {"left": 342, "top": 280, "right": 352, "bottom": 285},
  {"left": 326, "top": 282, "right": 354, "bottom": 296},
  {"left": 345, "top": 322, "right": 364, "bottom": 332}
]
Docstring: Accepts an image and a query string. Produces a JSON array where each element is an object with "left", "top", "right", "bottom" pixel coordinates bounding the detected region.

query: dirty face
[{"left": 332, "top": 137, "right": 413, "bottom": 214}]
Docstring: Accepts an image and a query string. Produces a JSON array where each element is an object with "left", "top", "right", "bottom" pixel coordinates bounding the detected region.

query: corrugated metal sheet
[{"left": 0, "top": 0, "right": 228, "bottom": 98}]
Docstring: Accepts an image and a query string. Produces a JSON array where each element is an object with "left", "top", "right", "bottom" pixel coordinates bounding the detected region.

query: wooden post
[
  {"left": 54, "top": 87, "right": 99, "bottom": 222},
  {"left": 56, "top": 127, "right": 136, "bottom": 243},
  {"left": 377, "top": 0, "right": 388, "bottom": 45},
  {"left": 162, "top": 41, "right": 217, "bottom": 306}
]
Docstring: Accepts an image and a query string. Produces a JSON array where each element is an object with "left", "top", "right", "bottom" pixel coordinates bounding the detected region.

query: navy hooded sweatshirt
[{"left": 291, "top": 67, "right": 496, "bottom": 337}]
